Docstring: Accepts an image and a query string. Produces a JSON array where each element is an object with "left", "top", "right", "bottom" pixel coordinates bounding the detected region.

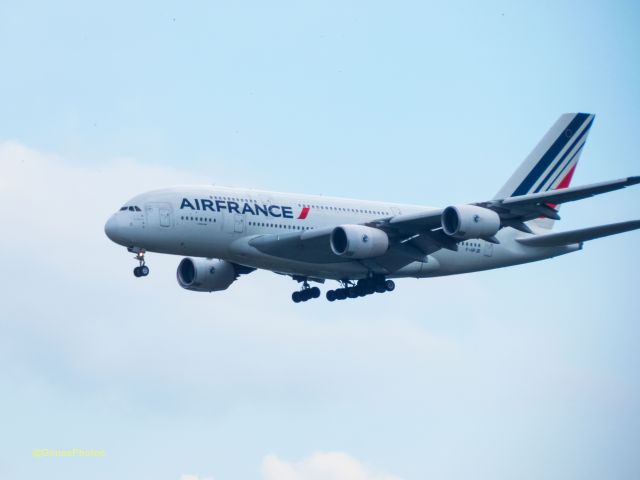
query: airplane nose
[{"left": 105, "top": 214, "right": 125, "bottom": 244}]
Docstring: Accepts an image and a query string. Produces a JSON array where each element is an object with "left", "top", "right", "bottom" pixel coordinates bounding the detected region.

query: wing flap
[{"left": 516, "top": 219, "right": 640, "bottom": 247}]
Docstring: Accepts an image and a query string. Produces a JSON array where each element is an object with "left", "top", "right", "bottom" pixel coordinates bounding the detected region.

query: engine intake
[
  {"left": 177, "top": 258, "right": 237, "bottom": 292},
  {"left": 330, "top": 225, "right": 389, "bottom": 259},
  {"left": 441, "top": 205, "right": 501, "bottom": 239}
]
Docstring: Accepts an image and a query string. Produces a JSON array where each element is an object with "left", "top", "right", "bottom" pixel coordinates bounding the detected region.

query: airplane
[{"left": 104, "top": 113, "right": 640, "bottom": 303}]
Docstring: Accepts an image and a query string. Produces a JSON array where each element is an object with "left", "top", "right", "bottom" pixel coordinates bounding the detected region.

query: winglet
[{"left": 626, "top": 176, "right": 640, "bottom": 186}]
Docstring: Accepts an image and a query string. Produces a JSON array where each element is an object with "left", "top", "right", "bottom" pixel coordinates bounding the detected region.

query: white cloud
[
  {"left": 0, "top": 141, "right": 465, "bottom": 408},
  {"left": 261, "top": 452, "right": 405, "bottom": 480},
  {"left": 2, "top": 141, "right": 636, "bottom": 480},
  {"left": 0, "top": 140, "right": 198, "bottom": 250}
]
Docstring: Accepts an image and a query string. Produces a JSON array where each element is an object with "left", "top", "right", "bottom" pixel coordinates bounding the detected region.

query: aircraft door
[
  {"left": 223, "top": 213, "right": 245, "bottom": 234},
  {"left": 234, "top": 214, "right": 245, "bottom": 233},
  {"left": 146, "top": 203, "right": 173, "bottom": 228},
  {"left": 483, "top": 241, "right": 494, "bottom": 257},
  {"left": 159, "top": 207, "right": 171, "bottom": 227}
]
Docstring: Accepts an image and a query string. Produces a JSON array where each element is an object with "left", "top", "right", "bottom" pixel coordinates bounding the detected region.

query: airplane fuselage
[{"left": 105, "top": 185, "right": 578, "bottom": 281}]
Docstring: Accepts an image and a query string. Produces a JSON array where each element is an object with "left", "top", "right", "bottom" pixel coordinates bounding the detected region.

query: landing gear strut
[
  {"left": 132, "top": 249, "right": 149, "bottom": 277},
  {"left": 291, "top": 280, "right": 321, "bottom": 303},
  {"left": 325, "top": 277, "right": 395, "bottom": 302}
]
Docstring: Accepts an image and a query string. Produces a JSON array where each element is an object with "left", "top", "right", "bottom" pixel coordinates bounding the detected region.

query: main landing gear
[
  {"left": 291, "top": 280, "right": 321, "bottom": 303},
  {"left": 325, "top": 277, "right": 395, "bottom": 302},
  {"left": 131, "top": 249, "right": 149, "bottom": 277},
  {"left": 290, "top": 275, "right": 395, "bottom": 303}
]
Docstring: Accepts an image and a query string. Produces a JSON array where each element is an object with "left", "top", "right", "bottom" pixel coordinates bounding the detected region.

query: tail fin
[{"left": 494, "top": 113, "right": 595, "bottom": 229}]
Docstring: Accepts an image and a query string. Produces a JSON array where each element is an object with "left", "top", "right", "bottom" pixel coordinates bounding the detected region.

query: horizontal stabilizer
[{"left": 516, "top": 219, "right": 640, "bottom": 247}]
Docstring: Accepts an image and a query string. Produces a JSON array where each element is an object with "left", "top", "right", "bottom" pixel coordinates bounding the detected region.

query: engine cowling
[
  {"left": 441, "top": 205, "right": 500, "bottom": 239},
  {"left": 330, "top": 225, "right": 389, "bottom": 259},
  {"left": 176, "top": 258, "right": 237, "bottom": 292}
]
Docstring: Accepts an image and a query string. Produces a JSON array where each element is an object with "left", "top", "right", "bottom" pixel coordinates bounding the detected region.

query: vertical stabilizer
[{"left": 494, "top": 113, "right": 595, "bottom": 229}]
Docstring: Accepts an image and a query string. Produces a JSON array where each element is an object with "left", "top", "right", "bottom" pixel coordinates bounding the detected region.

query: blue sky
[{"left": 1, "top": 1, "right": 639, "bottom": 479}]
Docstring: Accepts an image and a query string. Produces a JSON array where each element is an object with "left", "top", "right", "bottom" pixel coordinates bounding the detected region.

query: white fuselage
[{"left": 104, "top": 185, "right": 579, "bottom": 281}]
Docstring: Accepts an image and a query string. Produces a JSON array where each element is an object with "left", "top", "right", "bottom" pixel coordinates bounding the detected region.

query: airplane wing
[
  {"left": 248, "top": 226, "right": 341, "bottom": 263},
  {"left": 243, "top": 176, "right": 640, "bottom": 273},
  {"left": 486, "top": 175, "right": 638, "bottom": 215},
  {"left": 471, "top": 176, "right": 640, "bottom": 231},
  {"left": 499, "top": 176, "right": 640, "bottom": 207}
]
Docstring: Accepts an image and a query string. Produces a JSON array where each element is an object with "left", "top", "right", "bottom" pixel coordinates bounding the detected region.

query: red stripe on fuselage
[{"left": 297, "top": 207, "right": 310, "bottom": 219}]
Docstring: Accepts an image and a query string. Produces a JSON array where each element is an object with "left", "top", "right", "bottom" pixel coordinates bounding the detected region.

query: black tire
[
  {"left": 133, "top": 266, "right": 141, "bottom": 277},
  {"left": 375, "top": 284, "right": 386, "bottom": 293},
  {"left": 311, "top": 287, "right": 321, "bottom": 298},
  {"left": 385, "top": 280, "right": 396, "bottom": 292},
  {"left": 347, "top": 286, "right": 358, "bottom": 298},
  {"left": 140, "top": 265, "right": 150, "bottom": 276},
  {"left": 292, "top": 291, "right": 302, "bottom": 303},
  {"left": 326, "top": 290, "right": 336, "bottom": 302},
  {"left": 360, "top": 281, "right": 375, "bottom": 295},
  {"left": 336, "top": 288, "right": 347, "bottom": 300}
]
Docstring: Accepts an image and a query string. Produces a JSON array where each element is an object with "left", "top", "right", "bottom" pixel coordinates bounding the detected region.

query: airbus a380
[{"left": 105, "top": 113, "right": 640, "bottom": 303}]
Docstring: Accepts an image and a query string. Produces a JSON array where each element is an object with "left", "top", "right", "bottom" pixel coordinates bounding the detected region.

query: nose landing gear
[{"left": 131, "top": 249, "right": 149, "bottom": 277}]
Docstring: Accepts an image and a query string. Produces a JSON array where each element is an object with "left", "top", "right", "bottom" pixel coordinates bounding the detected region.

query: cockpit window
[
  {"left": 134, "top": 206, "right": 142, "bottom": 211},
  {"left": 128, "top": 206, "right": 135, "bottom": 211},
  {"left": 120, "top": 206, "right": 128, "bottom": 211}
]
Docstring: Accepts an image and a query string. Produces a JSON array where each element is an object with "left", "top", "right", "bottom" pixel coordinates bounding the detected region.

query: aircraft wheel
[
  {"left": 133, "top": 266, "right": 142, "bottom": 277},
  {"left": 347, "top": 287, "right": 358, "bottom": 298},
  {"left": 375, "top": 284, "right": 386, "bottom": 293},
  {"left": 326, "top": 290, "right": 336, "bottom": 302},
  {"left": 292, "top": 291, "right": 302, "bottom": 303},
  {"left": 336, "top": 288, "right": 347, "bottom": 300},
  {"left": 385, "top": 280, "right": 396, "bottom": 292},
  {"left": 140, "top": 265, "right": 150, "bottom": 276},
  {"left": 311, "top": 287, "right": 321, "bottom": 298}
]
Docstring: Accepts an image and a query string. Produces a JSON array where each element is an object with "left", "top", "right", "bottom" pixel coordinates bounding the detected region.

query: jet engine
[
  {"left": 176, "top": 258, "right": 237, "bottom": 292},
  {"left": 330, "top": 225, "right": 389, "bottom": 259},
  {"left": 441, "top": 205, "right": 501, "bottom": 239}
]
